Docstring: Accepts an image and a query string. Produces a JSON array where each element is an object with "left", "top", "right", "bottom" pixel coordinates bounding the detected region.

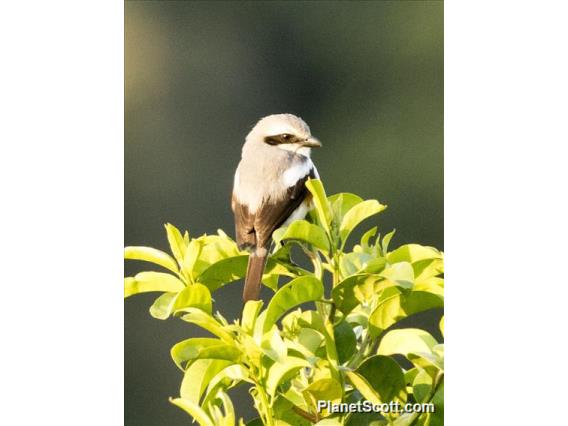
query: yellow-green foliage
[{"left": 125, "top": 180, "right": 444, "bottom": 426}]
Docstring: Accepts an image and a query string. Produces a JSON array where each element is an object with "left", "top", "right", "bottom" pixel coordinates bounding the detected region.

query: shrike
[{"left": 232, "top": 114, "right": 321, "bottom": 302}]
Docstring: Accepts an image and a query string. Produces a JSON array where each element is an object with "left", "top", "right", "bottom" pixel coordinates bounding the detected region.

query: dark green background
[{"left": 125, "top": 1, "right": 443, "bottom": 424}]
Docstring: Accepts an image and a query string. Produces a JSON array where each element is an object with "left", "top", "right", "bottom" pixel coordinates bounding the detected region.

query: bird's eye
[{"left": 264, "top": 134, "right": 294, "bottom": 145}]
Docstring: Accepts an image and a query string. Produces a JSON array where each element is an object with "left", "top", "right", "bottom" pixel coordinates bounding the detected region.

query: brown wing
[
  {"left": 253, "top": 168, "right": 316, "bottom": 248},
  {"left": 232, "top": 193, "right": 256, "bottom": 250}
]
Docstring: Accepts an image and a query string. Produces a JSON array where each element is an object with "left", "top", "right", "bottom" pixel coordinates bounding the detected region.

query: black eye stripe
[
  {"left": 264, "top": 136, "right": 281, "bottom": 145},
  {"left": 264, "top": 134, "right": 298, "bottom": 145}
]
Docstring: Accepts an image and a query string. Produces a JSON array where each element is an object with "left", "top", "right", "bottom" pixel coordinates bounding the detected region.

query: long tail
[{"left": 243, "top": 247, "right": 268, "bottom": 302}]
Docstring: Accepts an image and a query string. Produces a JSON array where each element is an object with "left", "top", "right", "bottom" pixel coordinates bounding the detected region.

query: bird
[{"left": 232, "top": 114, "right": 322, "bottom": 302}]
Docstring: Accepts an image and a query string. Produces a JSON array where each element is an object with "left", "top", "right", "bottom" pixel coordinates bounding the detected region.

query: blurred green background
[{"left": 125, "top": 1, "right": 443, "bottom": 424}]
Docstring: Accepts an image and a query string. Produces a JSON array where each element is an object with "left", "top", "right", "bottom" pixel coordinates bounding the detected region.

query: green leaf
[
  {"left": 124, "top": 246, "right": 179, "bottom": 274},
  {"left": 192, "top": 234, "right": 242, "bottom": 277},
  {"left": 393, "top": 412, "right": 418, "bottom": 426},
  {"left": 198, "top": 255, "right": 248, "bottom": 291},
  {"left": 306, "top": 179, "right": 332, "bottom": 234},
  {"left": 182, "top": 238, "right": 203, "bottom": 278},
  {"left": 334, "top": 320, "right": 357, "bottom": 364},
  {"left": 149, "top": 292, "right": 178, "bottom": 320},
  {"left": 179, "top": 308, "right": 234, "bottom": 343},
  {"left": 286, "top": 327, "right": 325, "bottom": 358},
  {"left": 280, "top": 385, "right": 309, "bottom": 415},
  {"left": 404, "top": 367, "right": 419, "bottom": 385},
  {"left": 171, "top": 338, "right": 221, "bottom": 370},
  {"left": 173, "top": 283, "right": 212, "bottom": 314},
  {"left": 432, "top": 343, "right": 444, "bottom": 361},
  {"left": 362, "top": 257, "right": 387, "bottom": 274},
  {"left": 124, "top": 272, "right": 185, "bottom": 298},
  {"left": 332, "top": 274, "right": 399, "bottom": 315},
  {"left": 260, "top": 273, "right": 278, "bottom": 292},
  {"left": 266, "top": 356, "right": 310, "bottom": 397},
  {"left": 279, "top": 220, "right": 330, "bottom": 253},
  {"left": 180, "top": 359, "right": 232, "bottom": 403},
  {"left": 387, "top": 244, "right": 442, "bottom": 264},
  {"left": 345, "top": 371, "right": 382, "bottom": 404},
  {"left": 271, "top": 227, "right": 287, "bottom": 247},
  {"left": 201, "top": 364, "right": 249, "bottom": 409},
  {"left": 263, "top": 276, "right": 324, "bottom": 333},
  {"left": 198, "top": 255, "right": 293, "bottom": 292},
  {"left": 332, "top": 274, "right": 370, "bottom": 315},
  {"left": 272, "top": 396, "right": 312, "bottom": 426},
  {"left": 381, "top": 229, "right": 396, "bottom": 255},
  {"left": 355, "top": 355, "right": 406, "bottom": 403},
  {"left": 413, "top": 258, "right": 444, "bottom": 282},
  {"left": 303, "top": 378, "right": 343, "bottom": 405},
  {"left": 296, "top": 310, "right": 326, "bottom": 332},
  {"left": 328, "top": 193, "right": 364, "bottom": 223},
  {"left": 340, "top": 252, "right": 374, "bottom": 277},
  {"left": 345, "top": 410, "right": 386, "bottom": 426},
  {"left": 171, "top": 338, "right": 240, "bottom": 370},
  {"left": 429, "top": 378, "right": 444, "bottom": 426},
  {"left": 209, "top": 390, "right": 235, "bottom": 426},
  {"left": 165, "top": 223, "right": 187, "bottom": 264},
  {"left": 345, "top": 371, "right": 382, "bottom": 405},
  {"left": 289, "top": 310, "right": 340, "bottom": 371},
  {"left": 318, "top": 419, "right": 346, "bottom": 425},
  {"left": 407, "top": 352, "right": 444, "bottom": 378},
  {"left": 378, "top": 262, "right": 415, "bottom": 289},
  {"left": 368, "top": 288, "right": 444, "bottom": 337},
  {"left": 322, "top": 317, "right": 340, "bottom": 369},
  {"left": 378, "top": 328, "right": 437, "bottom": 357},
  {"left": 241, "top": 300, "right": 263, "bottom": 335},
  {"left": 360, "top": 226, "right": 378, "bottom": 247},
  {"left": 210, "top": 391, "right": 236, "bottom": 426},
  {"left": 297, "top": 327, "right": 325, "bottom": 354},
  {"left": 339, "top": 199, "right": 386, "bottom": 244},
  {"left": 170, "top": 397, "right": 214, "bottom": 426},
  {"left": 412, "top": 369, "right": 433, "bottom": 403},
  {"left": 261, "top": 326, "right": 287, "bottom": 362},
  {"left": 421, "top": 277, "right": 445, "bottom": 297},
  {"left": 439, "top": 316, "right": 444, "bottom": 337},
  {"left": 405, "top": 378, "right": 443, "bottom": 426}
]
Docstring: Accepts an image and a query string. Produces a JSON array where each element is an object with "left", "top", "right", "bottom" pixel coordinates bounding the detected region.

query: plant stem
[
  {"left": 315, "top": 300, "right": 328, "bottom": 320},
  {"left": 303, "top": 246, "right": 329, "bottom": 319},
  {"left": 305, "top": 247, "right": 323, "bottom": 281},
  {"left": 292, "top": 406, "right": 318, "bottom": 423},
  {"left": 407, "top": 372, "right": 444, "bottom": 426},
  {"left": 255, "top": 383, "right": 275, "bottom": 426},
  {"left": 347, "top": 332, "right": 372, "bottom": 369},
  {"left": 332, "top": 252, "right": 341, "bottom": 286}
]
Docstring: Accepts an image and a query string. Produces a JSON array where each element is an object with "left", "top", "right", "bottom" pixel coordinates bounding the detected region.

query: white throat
[{"left": 276, "top": 143, "right": 312, "bottom": 157}]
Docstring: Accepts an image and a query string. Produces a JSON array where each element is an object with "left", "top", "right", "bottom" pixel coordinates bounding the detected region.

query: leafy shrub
[{"left": 125, "top": 180, "right": 444, "bottom": 425}]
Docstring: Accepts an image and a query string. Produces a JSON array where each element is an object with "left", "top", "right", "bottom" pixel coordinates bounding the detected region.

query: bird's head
[{"left": 245, "top": 113, "right": 321, "bottom": 157}]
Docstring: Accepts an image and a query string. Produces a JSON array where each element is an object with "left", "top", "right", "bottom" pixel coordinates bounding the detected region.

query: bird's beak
[{"left": 301, "top": 137, "right": 322, "bottom": 148}]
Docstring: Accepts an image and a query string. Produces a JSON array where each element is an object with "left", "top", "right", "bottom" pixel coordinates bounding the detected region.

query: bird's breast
[
  {"left": 233, "top": 154, "right": 315, "bottom": 214},
  {"left": 282, "top": 160, "right": 314, "bottom": 187}
]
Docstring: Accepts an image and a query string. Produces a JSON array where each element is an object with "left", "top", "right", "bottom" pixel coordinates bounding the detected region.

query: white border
[
  {"left": 1, "top": 1, "right": 567, "bottom": 424},
  {"left": 0, "top": 2, "right": 123, "bottom": 424},
  {"left": 446, "top": 1, "right": 567, "bottom": 424}
]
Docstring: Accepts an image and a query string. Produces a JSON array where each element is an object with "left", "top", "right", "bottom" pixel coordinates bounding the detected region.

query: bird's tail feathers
[{"left": 243, "top": 247, "right": 268, "bottom": 302}]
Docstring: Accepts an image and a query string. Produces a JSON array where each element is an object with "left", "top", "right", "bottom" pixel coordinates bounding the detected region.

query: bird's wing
[
  {"left": 232, "top": 193, "right": 257, "bottom": 250},
  {"left": 253, "top": 167, "right": 316, "bottom": 248}
]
